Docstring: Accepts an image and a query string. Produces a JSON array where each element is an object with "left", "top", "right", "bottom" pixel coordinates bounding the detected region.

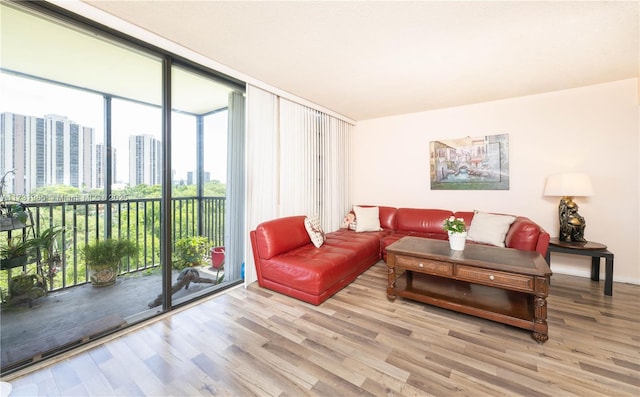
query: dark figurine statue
[{"left": 559, "top": 198, "right": 587, "bottom": 243}]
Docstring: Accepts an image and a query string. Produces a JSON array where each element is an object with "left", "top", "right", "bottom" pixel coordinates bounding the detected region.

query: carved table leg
[
  {"left": 532, "top": 295, "right": 549, "bottom": 344},
  {"left": 532, "top": 276, "right": 549, "bottom": 343},
  {"left": 387, "top": 254, "right": 397, "bottom": 301}
]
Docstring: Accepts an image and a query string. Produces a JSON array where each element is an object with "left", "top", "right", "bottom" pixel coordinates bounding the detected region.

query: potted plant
[
  {"left": 7, "top": 269, "right": 47, "bottom": 305},
  {"left": 0, "top": 203, "right": 29, "bottom": 231},
  {"left": 443, "top": 216, "right": 467, "bottom": 251},
  {"left": 1, "top": 171, "right": 29, "bottom": 231},
  {"left": 0, "top": 236, "right": 36, "bottom": 270},
  {"left": 172, "top": 236, "right": 209, "bottom": 271},
  {"left": 33, "top": 225, "right": 64, "bottom": 278},
  {"left": 210, "top": 246, "right": 225, "bottom": 270},
  {"left": 82, "top": 238, "right": 138, "bottom": 287}
]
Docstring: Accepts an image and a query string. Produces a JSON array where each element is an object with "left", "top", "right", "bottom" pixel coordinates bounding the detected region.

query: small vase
[{"left": 448, "top": 231, "right": 467, "bottom": 251}]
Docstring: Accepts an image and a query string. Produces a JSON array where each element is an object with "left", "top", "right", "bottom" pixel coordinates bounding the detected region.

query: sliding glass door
[{"left": 0, "top": 1, "right": 245, "bottom": 375}]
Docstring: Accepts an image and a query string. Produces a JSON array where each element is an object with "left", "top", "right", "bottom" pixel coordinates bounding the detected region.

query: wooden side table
[{"left": 545, "top": 238, "right": 614, "bottom": 296}]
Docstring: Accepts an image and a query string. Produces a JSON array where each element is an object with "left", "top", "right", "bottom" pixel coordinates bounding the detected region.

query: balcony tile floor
[{"left": 1, "top": 266, "right": 226, "bottom": 373}]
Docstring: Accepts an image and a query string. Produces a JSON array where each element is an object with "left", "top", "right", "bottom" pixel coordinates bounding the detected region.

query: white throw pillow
[
  {"left": 304, "top": 215, "right": 325, "bottom": 248},
  {"left": 466, "top": 211, "right": 516, "bottom": 247},
  {"left": 353, "top": 206, "right": 381, "bottom": 232}
]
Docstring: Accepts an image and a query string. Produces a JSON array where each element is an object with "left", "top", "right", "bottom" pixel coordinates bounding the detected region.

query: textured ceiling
[{"left": 83, "top": 1, "right": 639, "bottom": 121}]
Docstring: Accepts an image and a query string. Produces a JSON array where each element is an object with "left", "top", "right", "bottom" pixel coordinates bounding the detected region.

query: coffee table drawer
[
  {"left": 396, "top": 255, "right": 453, "bottom": 276},
  {"left": 456, "top": 265, "right": 534, "bottom": 291}
]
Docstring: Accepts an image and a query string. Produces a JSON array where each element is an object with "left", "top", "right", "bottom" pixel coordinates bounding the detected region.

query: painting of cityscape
[{"left": 430, "top": 133, "right": 509, "bottom": 190}]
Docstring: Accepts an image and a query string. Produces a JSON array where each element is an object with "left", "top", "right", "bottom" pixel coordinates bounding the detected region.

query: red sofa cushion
[
  {"left": 453, "top": 211, "right": 475, "bottom": 228},
  {"left": 260, "top": 245, "right": 359, "bottom": 296},
  {"left": 258, "top": 229, "right": 381, "bottom": 296},
  {"left": 378, "top": 206, "right": 398, "bottom": 230},
  {"left": 396, "top": 208, "right": 453, "bottom": 234},
  {"left": 325, "top": 229, "right": 386, "bottom": 260}
]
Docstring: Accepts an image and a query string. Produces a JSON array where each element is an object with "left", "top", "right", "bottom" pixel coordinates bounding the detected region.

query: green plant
[
  {"left": 33, "top": 226, "right": 63, "bottom": 258},
  {"left": 9, "top": 272, "right": 46, "bottom": 299},
  {"left": 82, "top": 238, "right": 138, "bottom": 287},
  {"left": 173, "top": 236, "right": 209, "bottom": 270},
  {"left": 82, "top": 238, "right": 138, "bottom": 266},
  {"left": 443, "top": 216, "right": 466, "bottom": 234},
  {"left": 32, "top": 225, "right": 64, "bottom": 278},
  {"left": 0, "top": 202, "right": 29, "bottom": 231},
  {"left": 6, "top": 204, "right": 28, "bottom": 224},
  {"left": 1, "top": 236, "right": 36, "bottom": 259},
  {"left": 0, "top": 236, "right": 36, "bottom": 270}
]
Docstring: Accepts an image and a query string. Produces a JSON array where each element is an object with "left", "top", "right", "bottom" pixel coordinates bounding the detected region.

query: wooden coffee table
[{"left": 386, "top": 237, "right": 552, "bottom": 343}]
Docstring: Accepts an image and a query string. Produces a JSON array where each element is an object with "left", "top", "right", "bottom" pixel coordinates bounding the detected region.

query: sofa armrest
[
  {"left": 252, "top": 215, "right": 310, "bottom": 260},
  {"left": 535, "top": 230, "right": 550, "bottom": 258},
  {"left": 505, "top": 217, "right": 549, "bottom": 257}
]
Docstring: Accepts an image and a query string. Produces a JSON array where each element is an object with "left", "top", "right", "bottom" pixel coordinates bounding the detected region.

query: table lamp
[{"left": 544, "top": 172, "right": 594, "bottom": 243}]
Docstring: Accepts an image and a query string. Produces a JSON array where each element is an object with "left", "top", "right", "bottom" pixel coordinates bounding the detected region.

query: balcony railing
[{"left": 0, "top": 196, "right": 225, "bottom": 295}]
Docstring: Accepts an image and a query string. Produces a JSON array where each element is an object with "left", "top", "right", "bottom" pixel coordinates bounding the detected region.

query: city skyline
[
  {"left": 1, "top": 111, "right": 220, "bottom": 196},
  {"left": 0, "top": 73, "right": 228, "bottom": 186}
]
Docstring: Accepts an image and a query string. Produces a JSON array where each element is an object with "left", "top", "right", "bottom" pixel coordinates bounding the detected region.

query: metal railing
[{"left": 0, "top": 196, "right": 225, "bottom": 293}]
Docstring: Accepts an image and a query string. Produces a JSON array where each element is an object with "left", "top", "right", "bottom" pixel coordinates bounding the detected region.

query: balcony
[{"left": 0, "top": 196, "right": 234, "bottom": 374}]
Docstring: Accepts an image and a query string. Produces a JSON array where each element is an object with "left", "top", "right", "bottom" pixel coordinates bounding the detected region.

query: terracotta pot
[{"left": 210, "top": 247, "right": 225, "bottom": 269}]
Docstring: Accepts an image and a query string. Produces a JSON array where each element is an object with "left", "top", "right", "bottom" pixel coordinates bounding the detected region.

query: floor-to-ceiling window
[
  {"left": 169, "top": 65, "right": 237, "bottom": 306},
  {"left": 0, "top": 1, "right": 245, "bottom": 375}
]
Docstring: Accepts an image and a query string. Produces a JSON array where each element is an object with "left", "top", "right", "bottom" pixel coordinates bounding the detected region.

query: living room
[
  {"left": 352, "top": 78, "right": 638, "bottom": 285},
  {"left": 65, "top": 0, "right": 637, "bottom": 285},
  {"left": 2, "top": 1, "right": 638, "bottom": 396}
]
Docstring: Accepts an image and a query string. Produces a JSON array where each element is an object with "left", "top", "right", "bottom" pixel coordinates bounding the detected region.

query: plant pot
[
  {"left": 88, "top": 262, "right": 119, "bottom": 287},
  {"left": 9, "top": 274, "right": 37, "bottom": 296},
  {"left": 0, "top": 255, "right": 28, "bottom": 270},
  {"left": 0, "top": 217, "right": 25, "bottom": 231},
  {"left": 448, "top": 231, "right": 467, "bottom": 251},
  {"left": 210, "top": 246, "right": 225, "bottom": 269}
]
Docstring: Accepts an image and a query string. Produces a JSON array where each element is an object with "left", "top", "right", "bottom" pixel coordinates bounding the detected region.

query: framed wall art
[{"left": 429, "top": 133, "right": 509, "bottom": 190}]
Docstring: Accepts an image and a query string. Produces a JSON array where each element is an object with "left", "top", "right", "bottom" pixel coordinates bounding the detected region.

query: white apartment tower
[
  {"left": 129, "top": 134, "right": 161, "bottom": 187},
  {"left": 44, "top": 114, "right": 94, "bottom": 191},
  {"left": 0, "top": 112, "right": 96, "bottom": 195}
]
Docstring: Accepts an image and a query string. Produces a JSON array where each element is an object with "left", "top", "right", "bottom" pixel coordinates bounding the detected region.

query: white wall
[{"left": 352, "top": 79, "right": 639, "bottom": 284}]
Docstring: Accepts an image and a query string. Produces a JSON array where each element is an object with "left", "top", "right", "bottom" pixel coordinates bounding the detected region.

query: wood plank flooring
[{"left": 3, "top": 261, "right": 639, "bottom": 396}]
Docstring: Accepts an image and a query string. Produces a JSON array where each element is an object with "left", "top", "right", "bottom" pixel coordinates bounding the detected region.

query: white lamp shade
[{"left": 544, "top": 172, "right": 594, "bottom": 197}]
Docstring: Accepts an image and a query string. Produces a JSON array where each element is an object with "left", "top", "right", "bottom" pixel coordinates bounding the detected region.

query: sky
[{"left": 0, "top": 73, "right": 228, "bottom": 184}]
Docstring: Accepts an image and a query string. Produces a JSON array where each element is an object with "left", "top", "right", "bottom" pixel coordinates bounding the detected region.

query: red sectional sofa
[{"left": 250, "top": 207, "right": 550, "bottom": 305}]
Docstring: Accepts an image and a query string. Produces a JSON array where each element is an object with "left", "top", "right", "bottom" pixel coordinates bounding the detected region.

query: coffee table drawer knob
[
  {"left": 419, "top": 263, "right": 424, "bottom": 268},
  {"left": 489, "top": 275, "right": 495, "bottom": 281}
]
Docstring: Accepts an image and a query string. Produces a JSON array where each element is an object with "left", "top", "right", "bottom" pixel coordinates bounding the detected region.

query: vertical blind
[
  {"left": 225, "top": 90, "right": 245, "bottom": 281},
  {"left": 245, "top": 85, "right": 353, "bottom": 285},
  {"left": 321, "top": 114, "right": 351, "bottom": 231},
  {"left": 245, "top": 85, "right": 279, "bottom": 285},
  {"left": 279, "top": 98, "right": 320, "bottom": 218}
]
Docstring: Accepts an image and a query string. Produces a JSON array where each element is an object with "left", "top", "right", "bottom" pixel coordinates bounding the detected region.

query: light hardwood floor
[{"left": 3, "top": 261, "right": 639, "bottom": 396}]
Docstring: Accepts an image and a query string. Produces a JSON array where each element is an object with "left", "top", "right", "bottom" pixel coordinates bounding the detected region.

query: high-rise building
[
  {"left": 95, "top": 144, "right": 118, "bottom": 188},
  {"left": 129, "top": 134, "right": 161, "bottom": 186},
  {"left": 1, "top": 112, "right": 96, "bottom": 195},
  {"left": 187, "top": 171, "right": 193, "bottom": 185},
  {"left": 44, "top": 114, "right": 95, "bottom": 192},
  {"left": 187, "top": 170, "right": 210, "bottom": 185}
]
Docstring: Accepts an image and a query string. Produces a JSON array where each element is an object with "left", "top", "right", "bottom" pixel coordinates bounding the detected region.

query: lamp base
[{"left": 558, "top": 196, "right": 587, "bottom": 243}]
